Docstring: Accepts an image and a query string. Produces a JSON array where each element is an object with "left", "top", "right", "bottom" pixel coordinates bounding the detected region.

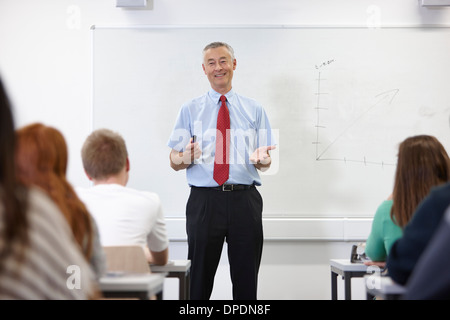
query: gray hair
[{"left": 203, "top": 42, "right": 235, "bottom": 60}]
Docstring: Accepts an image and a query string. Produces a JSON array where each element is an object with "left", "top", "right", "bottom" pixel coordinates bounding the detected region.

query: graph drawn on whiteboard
[{"left": 312, "top": 60, "right": 398, "bottom": 167}]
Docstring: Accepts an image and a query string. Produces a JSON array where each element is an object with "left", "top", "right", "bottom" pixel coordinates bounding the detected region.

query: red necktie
[{"left": 213, "top": 95, "right": 230, "bottom": 186}]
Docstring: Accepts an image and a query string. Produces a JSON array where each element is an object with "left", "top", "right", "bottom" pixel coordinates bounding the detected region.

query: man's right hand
[{"left": 169, "top": 138, "right": 202, "bottom": 171}]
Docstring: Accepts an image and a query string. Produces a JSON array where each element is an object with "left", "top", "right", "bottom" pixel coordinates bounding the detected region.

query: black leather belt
[{"left": 193, "top": 184, "right": 255, "bottom": 191}]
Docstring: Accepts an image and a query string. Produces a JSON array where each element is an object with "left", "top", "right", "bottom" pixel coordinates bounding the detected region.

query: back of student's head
[
  {"left": 0, "top": 77, "right": 29, "bottom": 264},
  {"left": 392, "top": 135, "right": 450, "bottom": 227},
  {"left": 81, "top": 128, "right": 128, "bottom": 180},
  {"left": 15, "top": 123, "right": 68, "bottom": 186},
  {"left": 15, "top": 123, "right": 93, "bottom": 259}
]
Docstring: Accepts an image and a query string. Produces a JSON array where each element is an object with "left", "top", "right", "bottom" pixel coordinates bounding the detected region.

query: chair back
[{"left": 103, "top": 245, "right": 151, "bottom": 274}]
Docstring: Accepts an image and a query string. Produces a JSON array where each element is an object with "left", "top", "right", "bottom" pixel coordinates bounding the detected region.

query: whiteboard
[{"left": 91, "top": 25, "right": 450, "bottom": 221}]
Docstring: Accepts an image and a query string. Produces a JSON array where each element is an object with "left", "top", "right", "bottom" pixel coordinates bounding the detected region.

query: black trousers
[{"left": 186, "top": 186, "right": 264, "bottom": 300}]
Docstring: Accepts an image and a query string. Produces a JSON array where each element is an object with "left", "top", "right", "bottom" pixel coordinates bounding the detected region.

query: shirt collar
[{"left": 208, "top": 88, "right": 235, "bottom": 105}]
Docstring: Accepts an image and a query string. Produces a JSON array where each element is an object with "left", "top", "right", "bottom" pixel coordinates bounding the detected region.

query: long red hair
[{"left": 15, "top": 123, "right": 93, "bottom": 259}]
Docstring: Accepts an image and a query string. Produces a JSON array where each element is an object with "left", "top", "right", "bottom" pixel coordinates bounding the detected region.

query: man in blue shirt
[{"left": 168, "top": 42, "right": 276, "bottom": 300}]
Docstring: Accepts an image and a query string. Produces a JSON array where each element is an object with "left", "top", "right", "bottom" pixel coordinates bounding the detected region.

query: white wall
[{"left": 1, "top": 0, "right": 450, "bottom": 300}]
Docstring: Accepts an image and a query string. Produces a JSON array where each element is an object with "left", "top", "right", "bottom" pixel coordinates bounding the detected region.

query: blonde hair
[{"left": 81, "top": 128, "right": 128, "bottom": 180}]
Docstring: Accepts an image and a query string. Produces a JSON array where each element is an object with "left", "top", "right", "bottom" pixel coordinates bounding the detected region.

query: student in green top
[{"left": 365, "top": 135, "right": 450, "bottom": 266}]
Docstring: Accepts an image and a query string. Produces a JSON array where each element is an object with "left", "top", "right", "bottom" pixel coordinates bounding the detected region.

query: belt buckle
[{"left": 222, "top": 184, "right": 233, "bottom": 191}]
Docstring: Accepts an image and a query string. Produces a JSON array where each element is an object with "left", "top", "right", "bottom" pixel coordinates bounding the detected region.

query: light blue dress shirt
[{"left": 167, "top": 89, "right": 276, "bottom": 187}]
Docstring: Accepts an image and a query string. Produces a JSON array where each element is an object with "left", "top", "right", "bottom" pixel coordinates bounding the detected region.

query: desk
[
  {"left": 150, "top": 260, "right": 191, "bottom": 300},
  {"left": 330, "top": 259, "right": 368, "bottom": 300},
  {"left": 99, "top": 273, "right": 166, "bottom": 300},
  {"left": 365, "top": 275, "right": 405, "bottom": 300}
]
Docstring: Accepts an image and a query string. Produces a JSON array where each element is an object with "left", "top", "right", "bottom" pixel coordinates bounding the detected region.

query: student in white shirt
[{"left": 76, "top": 129, "right": 169, "bottom": 265}]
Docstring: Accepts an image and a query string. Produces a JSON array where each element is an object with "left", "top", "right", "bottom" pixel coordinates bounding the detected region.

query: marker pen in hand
[{"left": 192, "top": 135, "right": 197, "bottom": 164}]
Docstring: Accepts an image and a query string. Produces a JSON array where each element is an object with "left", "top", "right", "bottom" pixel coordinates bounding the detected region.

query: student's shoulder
[
  {"left": 410, "top": 183, "right": 450, "bottom": 226},
  {"left": 28, "top": 187, "right": 65, "bottom": 221},
  {"left": 74, "top": 185, "right": 88, "bottom": 195},
  {"left": 374, "top": 199, "right": 393, "bottom": 217},
  {"left": 28, "top": 188, "right": 80, "bottom": 245},
  {"left": 418, "top": 182, "right": 450, "bottom": 213},
  {"left": 124, "top": 187, "right": 161, "bottom": 203},
  {"left": 429, "top": 182, "right": 450, "bottom": 199},
  {"left": 380, "top": 198, "right": 393, "bottom": 208}
]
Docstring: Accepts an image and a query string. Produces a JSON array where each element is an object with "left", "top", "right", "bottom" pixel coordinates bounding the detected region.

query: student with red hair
[
  {"left": 15, "top": 123, "right": 106, "bottom": 279},
  {"left": 0, "top": 76, "right": 98, "bottom": 299}
]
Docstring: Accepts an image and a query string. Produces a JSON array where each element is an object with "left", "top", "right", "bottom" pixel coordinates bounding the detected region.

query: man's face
[{"left": 202, "top": 46, "right": 236, "bottom": 94}]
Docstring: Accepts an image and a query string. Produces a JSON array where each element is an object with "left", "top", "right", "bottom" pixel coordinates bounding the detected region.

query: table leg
[
  {"left": 331, "top": 271, "right": 338, "bottom": 300},
  {"left": 178, "top": 274, "right": 186, "bottom": 300},
  {"left": 186, "top": 271, "right": 190, "bottom": 300},
  {"left": 344, "top": 272, "right": 352, "bottom": 300}
]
